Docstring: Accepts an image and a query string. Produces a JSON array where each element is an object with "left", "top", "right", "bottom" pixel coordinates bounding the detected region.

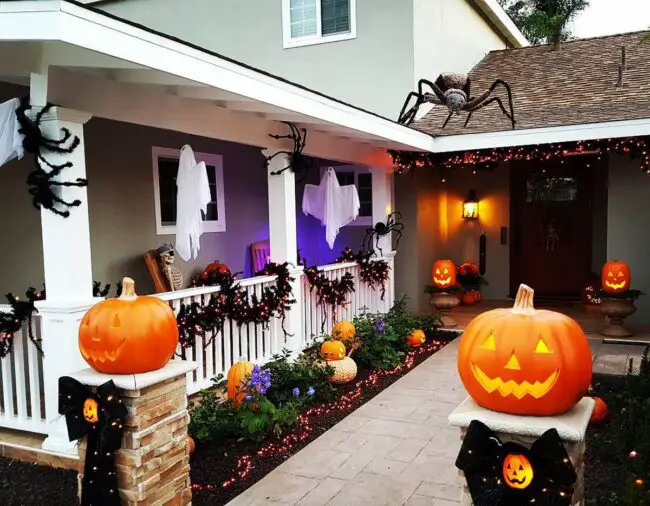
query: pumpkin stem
[
  {"left": 119, "top": 277, "right": 138, "bottom": 301},
  {"left": 512, "top": 284, "right": 536, "bottom": 315}
]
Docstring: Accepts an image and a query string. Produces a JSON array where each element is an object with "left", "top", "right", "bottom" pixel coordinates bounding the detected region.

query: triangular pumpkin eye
[
  {"left": 608, "top": 271, "right": 614, "bottom": 277},
  {"left": 481, "top": 333, "right": 496, "bottom": 351},
  {"left": 535, "top": 338, "right": 551, "bottom": 354},
  {"left": 443, "top": 267, "right": 449, "bottom": 274},
  {"left": 435, "top": 268, "right": 440, "bottom": 275}
]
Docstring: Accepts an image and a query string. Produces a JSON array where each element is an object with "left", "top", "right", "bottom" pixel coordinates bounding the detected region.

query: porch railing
[{"left": 0, "top": 306, "right": 47, "bottom": 434}]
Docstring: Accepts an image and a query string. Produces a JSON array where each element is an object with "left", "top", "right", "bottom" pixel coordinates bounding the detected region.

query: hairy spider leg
[
  {"left": 398, "top": 79, "right": 445, "bottom": 125},
  {"left": 463, "top": 80, "right": 516, "bottom": 130},
  {"left": 463, "top": 97, "right": 513, "bottom": 128}
]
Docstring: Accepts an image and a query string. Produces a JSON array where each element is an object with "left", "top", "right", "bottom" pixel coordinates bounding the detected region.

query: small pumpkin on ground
[
  {"left": 323, "top": 356, "right": 358, "bottom": 384},
  {"left": 78, "top": 277, "right": 179, "bottom": 374},
  {"left": 601, "top": 260, "right": 630, "bottom": 294},
  {"left": 320, "top": 340, "right": 346, "bottom": 361},
  {"left": 332, "top": 321, "right": 355, "bottom": 343},
  {"left": 462, "top": 290, "right": 479, "bottom": 305},
  {"left": 589, "top": 397, "right": 609, "bottom": 424},
  {"left": 227, "top": 359, "right": 254, "bottom": 408},
  {"left": 187, "top": 435, "right": 196, "bottom": 456},
  {"left": 407, "top": 329, "right": 426, "bottom": 348}
]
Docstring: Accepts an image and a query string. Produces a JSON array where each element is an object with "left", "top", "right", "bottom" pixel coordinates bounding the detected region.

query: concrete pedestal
[
  {"left": 71, "top": 360, "right": 197, "bottom": 505},
  {"left": 448, "top": 396, "right": 595, "bottom": 506}
]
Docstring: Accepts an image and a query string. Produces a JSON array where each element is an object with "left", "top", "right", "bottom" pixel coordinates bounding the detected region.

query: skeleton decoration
[
  {"left": 362, "top": 211, "right": 404, "bottom": 257},
  {"left": 157, "top": 244, "right": 184, "bottom": 291},
  {"left": 398, "top": 73, "right": 516, "bottom": 130},
  {"left": 15, "top": 96, "right": 88, "bottom": 218},
  {"left": 265, "top": 121, "right": 312, "bottom": 183}
]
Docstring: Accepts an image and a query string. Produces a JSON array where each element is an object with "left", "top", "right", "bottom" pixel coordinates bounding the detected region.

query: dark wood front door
[{"left": 510, "top": 156, "right": 598, "bottom": 298}]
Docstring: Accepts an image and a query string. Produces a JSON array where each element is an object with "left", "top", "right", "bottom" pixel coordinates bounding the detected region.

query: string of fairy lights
[{"left": 190, "top": 338, "right": 445, "bottom": 493}]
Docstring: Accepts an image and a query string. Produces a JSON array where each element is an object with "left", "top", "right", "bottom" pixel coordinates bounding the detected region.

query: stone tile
[
  {"left": 276, "top": 448, "right": 351, "bottom": 480},
  {"left": 360, "top": 418, "right": 440, "bottom": 439},
  {"left": 415, "top": 481, "right": 462, "bottom": 501},
  {"left": 248, "top": 473, "right": 320, "bottom": 503},
  {"left": 401, "top": 453, "right": 462, "bottom": 485},
  {"left": 329, "top": 446, "right": 377, "bottom": 480},
  {"left": 354, "top": 400, "right": 419, "bottom": 421},
  {"left": 364, "top": 457, "right": 409, "bottom": 476},
  {"left": 225, "top": 494, "right": 255, "bottom": 506},
  {"left": 330, "top": 415, "right": 371, "bottom": 433},
  {"left": 326, "top": 472, "right": 421, "bottom": 506},
  {"left": 303, "top": 429, "right": 350, "bottom": 451},
  {"left": 335, "top": 433, "right": 401, "bottom": 456},
  {"left": 404, "top": 495, "right": 459, "bottom": 505},
  {"left": 386, "top": 438, "right": 427, "bottom": 463},
  {"left": 296, "top": 478, "right": 346, "bottom": 506}
]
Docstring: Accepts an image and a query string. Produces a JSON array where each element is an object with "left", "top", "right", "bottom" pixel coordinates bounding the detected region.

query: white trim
[
  {"left": 472, "top": 0, "right": 529, "bottom": 47},
  {"left": 282, "top": 0, "right": 357, "bottom": 49},
  {"left": 151, "top": 146, "right": 226, "bottom": 236},
  {"left": 319, "top": 165, "right": 372, "bottom": 226},
  {"left": 429, "top": 118, "right": 650, "bottom": 153}
]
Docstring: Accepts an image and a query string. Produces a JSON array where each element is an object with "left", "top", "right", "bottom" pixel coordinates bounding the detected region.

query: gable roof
[{"left": 414, "top": 30, "right": 650, "bottom": 137}]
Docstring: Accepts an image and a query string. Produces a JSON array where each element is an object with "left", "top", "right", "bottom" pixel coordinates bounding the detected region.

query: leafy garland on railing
[
  {"left": 176, "top": 263, "right": 296, "bottom": 357},
  {"left": 303, "top": 262, "right": 355, "bottom": 332},
  {"left": 336, "top": 248, "right": 390, "bottom": 301},
  {"left": 0, "top": 287, "right": 46, "bottom": 358}
]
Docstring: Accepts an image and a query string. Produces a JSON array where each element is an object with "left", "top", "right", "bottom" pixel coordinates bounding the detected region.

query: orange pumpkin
[
  {"left": 78, "top": 277, "right": 179, "bottom": 374},
  {"left": 187, "top": 435, "right": 196, "bottom": 456},
  {"left": 332, "top": 321, "right": 355, "bottom": 343},
  {"left": 227, "top": 360, "right": 254, "bottom": 408},
  {"left": 462, "top": 290, "right": 479, "bottom": 305},
  {"left": 457, "top": 284, "right": 592, "bottom": 416},
  {"left": 432, "top": 260, "right": 456, "bottom": 289},
  {"left": 407, "top": 329, "right": 426, "bottom": 347},
  {"left": 589, "top": 397, "right": 609, "bottom": 424},
  {"left": 321, "top": 340, "right": 346, "bottom": 361},
  {"left": 602, "top": 260, "right": 630, "bottom": 293},
  {"left": 503, "top": 453, "right": 534, "bottom": 490}
]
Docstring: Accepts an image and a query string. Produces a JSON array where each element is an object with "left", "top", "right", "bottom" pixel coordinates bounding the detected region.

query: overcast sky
[{"left": 571, "top": 0, "right": 650, "bottom": 38}]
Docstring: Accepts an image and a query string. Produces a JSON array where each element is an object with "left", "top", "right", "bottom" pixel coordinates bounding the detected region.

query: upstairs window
[
  {"left": 283, "top": 0, "right": 356, "bottom": 48},
  {"left": 321, "top": 166, "right": 372, "bottom": 226}
]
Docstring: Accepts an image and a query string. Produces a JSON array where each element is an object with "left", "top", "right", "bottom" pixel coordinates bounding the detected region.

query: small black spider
[
  {"left": 15, "top": 96, "right": 87, "bottom": 218},
  {"left": 265, "top": 121, "right": 312, "bottom": 183},
  {"left": 398, "top": 73, "right": 515, "bottom": 129},
  {"left": 362, "top": 211, "right": 404, "bottom": 257}
]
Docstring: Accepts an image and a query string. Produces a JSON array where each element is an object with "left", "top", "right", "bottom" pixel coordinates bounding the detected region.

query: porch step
[{"left": 0, "top": 427, "right": 81, "bottom": 472}]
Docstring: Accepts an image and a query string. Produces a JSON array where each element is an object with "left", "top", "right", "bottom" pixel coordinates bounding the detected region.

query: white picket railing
[{"left": 0, "top": 306, "right": 47, "bottom": 434}]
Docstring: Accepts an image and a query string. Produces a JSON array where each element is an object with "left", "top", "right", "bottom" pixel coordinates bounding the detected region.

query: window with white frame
[
  {"left": 320, "top": 166, "right": 372, "bottom": 225},
  {"left": 152, "top": 147, "right": 226, "bottom": 235},
  {"left": 283, "top": 0, "right": 356, "bottom": 48}
]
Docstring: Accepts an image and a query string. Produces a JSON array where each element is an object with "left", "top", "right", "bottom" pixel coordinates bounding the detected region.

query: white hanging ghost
[
  {"left": 175, "top": 145, "right": 211, "bottom": 261},
  {"left": 0, "top": 98, "right": 24, "bottom": 167},
  {"left": 302, "top": 167, "right": 360, "bottom": 249}
]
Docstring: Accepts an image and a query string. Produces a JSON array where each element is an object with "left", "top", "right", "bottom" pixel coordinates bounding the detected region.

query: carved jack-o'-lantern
[
  {"left": 78, "top": 278, "right": 180, "bottom": 374},
  {"left": 432, "top": 260, "right": 456, "bottom": 288},
  {"left": 457, "top": 284, "right": 592, "bottom": 416},
  {"left": 602, "top": 260, "right": 630, "bottom": 293},
  {"left": 83, "top": 398, "right": 99, "bottom": 423},
  {"left": 503, "top": 453, "right": 534, "bottom": 489},
  {"left": 321, "top": 340, "right": 346, "bottom": 361}
]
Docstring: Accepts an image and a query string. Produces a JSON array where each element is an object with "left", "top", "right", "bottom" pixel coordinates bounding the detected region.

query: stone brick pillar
[
  {"left": 71, "top": 361, "right": 197, "bottom": 505},
  {"left": 448, "top": 396, "right": 595, "bottom": 506}
]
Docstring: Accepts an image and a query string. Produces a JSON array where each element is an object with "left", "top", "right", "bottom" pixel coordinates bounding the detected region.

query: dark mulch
[
  {"left": 190, "top": 331, "right": 457, "bottom": 506},
  {"left": 0, "top": 458, "right": 78, "bottom": 505}
]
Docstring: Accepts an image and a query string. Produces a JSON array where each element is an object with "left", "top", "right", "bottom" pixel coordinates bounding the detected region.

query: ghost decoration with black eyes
[{"left": 456, "top": 420, "right": 577, "bottom": 506}]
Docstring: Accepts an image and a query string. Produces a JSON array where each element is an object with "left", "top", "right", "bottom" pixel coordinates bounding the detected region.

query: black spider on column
[
  {"left": 362, "top": 212, "right": 404, "bottom": 257},
  {"left": 264, "top": 121, "right": 312, "bottom": 183},
  {"left": 15, "top": 96, "right": 88, "bottom": 218},
  {"left": 398, "top": 73, "right": 516, "bottom": 130}
]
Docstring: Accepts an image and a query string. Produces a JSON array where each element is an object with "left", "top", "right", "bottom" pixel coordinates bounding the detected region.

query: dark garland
[
  {"left": 176, "top": 263, "right": 296, "bottom": 357},
  {"left": 303, "top": 263, "right": 355, "bottom": 332},
  {"left": 336, "top": 248, "right": 390, "bottom": 300},
  {"left": 389, "top": 136, "right": 650, "bottom": 177},
  {"left": 0, "top": 287, "right": 46, "bottom": 358}
]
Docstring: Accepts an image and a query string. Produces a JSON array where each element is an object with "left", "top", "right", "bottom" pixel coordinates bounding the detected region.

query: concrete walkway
[{"left": 227, "top": 337, "right": 647, "bottom": 506}]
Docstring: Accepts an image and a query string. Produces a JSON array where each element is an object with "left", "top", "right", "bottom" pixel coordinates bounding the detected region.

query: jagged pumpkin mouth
[
  {"left": 471, "top": 362, "right": 559, "bottom": 399},
  {"left": 433, "top": 276, "right": 452, "bottom": 286},
  {"left": 604, "top": 280, "right": 626, "bottom": 290},
  {"left": 80, "top": 338, "right": 127, "bottom": 363}
]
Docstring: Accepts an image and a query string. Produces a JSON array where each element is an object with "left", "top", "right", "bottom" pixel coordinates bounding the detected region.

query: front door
[{"left": 510, "top": 156, "right": 598, "bottom": 298}]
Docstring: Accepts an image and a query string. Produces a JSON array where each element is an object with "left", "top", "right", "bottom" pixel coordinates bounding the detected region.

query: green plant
[
  {"left": 353, "top": 312, "right": 404, "bottom": 370},
  {"left": 385, "top": 295, "right": 440, "bottom": 339},
  {"left": 188, "top": 374, "right": 240, "bottom": 443}
]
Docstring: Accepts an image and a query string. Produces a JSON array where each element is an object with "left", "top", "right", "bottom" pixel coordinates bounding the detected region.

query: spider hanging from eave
[
  {"left": 397, "top": 73, "right": 516, "bottom": 130},
  {"left": 265, "top": 121, "right": 312, "bottom": 183},
  {"left": 362, "top": 211, "right": 404, "bottom": 257},
  {"left": 15, "top": 96, "right": 88, "bottom": 218}
]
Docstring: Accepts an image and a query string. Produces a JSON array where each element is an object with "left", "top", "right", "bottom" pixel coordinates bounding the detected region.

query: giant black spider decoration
[
  {"left": 362, "top": 211, "right": 404, "bottom": 257},
  {"left": 398, "top": 73, "right": 515, "bottom": 130},
  {"left": 15, "top": 96, "right": 88, "bottom": 218},
  {"left": 265, "top": 121, "right": 312, "bottom": 183}
]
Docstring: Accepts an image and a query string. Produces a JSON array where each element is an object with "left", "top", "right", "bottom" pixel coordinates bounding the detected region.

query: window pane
[
  {"left": 360, "top": 201, "right": 372, "bottom": 217},
  {"left": 336, "top": 171, "right": 355, "bottom": 186},
  {"left": 321, "top": 0, "right": 350, "bottom": 35},
  {"left": 290, "top": 0, "right": 318, "bottom": 38},
  {"left": 158, "top": 157, "right": 179, "bottom": 226},
  {"left": 357, "top": 173, "right": 372, "bottom": 216},
  {"left": 526, "top": 175, "right": 578, "bottom": 202}
]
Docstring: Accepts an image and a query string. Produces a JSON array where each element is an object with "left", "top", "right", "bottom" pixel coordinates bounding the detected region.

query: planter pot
[
  {"left": 429, "top": 292, "right": 461, "bottom": 328},
  {"left": 600, "top": 298, "right": 637, "bottom": 338}
]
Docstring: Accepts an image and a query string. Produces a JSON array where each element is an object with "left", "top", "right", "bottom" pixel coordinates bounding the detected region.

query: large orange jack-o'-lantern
[
  {"left": 457, "top": 284, "right": 592, "bottom": 416},
  {"left": 78, "top": 277, "right": 179, "bottom": 374},
  {"left": 601, "top": 260, "right": 630, "bottom": 294},
  {"left": 503, "top": 453, "right": 534, "bottom": 489},
  {"left": 432, "top": 259, "right": 456, "bottom": 288}
]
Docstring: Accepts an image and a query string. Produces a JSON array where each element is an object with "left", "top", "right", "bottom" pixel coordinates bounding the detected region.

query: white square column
[{"left": 371, "top": 167, "right": 395, "bottom": 256}]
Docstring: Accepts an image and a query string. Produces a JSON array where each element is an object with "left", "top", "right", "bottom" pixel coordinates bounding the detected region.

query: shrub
[
  {"left": 385, "top": 295, "right": 440, "bottom": 339},
  {"left": 353, "top": 312, "right": 404, "bottom": 370}
]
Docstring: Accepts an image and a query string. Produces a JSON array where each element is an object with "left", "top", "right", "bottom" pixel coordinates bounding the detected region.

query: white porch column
[
  {"left": 28, "top": 80, "right": 98, "bottom": 454},
  {"left": 263, "top": 150, "right": 303, "bottom": 354},
  {"left": 371, "top": 167, "right": 395, "bottom": 256}
]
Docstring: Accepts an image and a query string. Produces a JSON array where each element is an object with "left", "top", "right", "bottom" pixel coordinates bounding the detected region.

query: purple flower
[
  {"left": 373, "top": 318, "right": 386, "bottom": 334},
  {"left": 248, "top": 365, "right": 272, "bottom": 395},
  {"left": 292, "top": 387, "right": 300, "bottom": 397},
  {"left": 307, "top": 387, "right": 316, "bottom": 396}
]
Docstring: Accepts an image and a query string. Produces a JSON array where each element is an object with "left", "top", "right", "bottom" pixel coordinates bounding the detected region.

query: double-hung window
[
  {"left": 320, "top": 166, "right": 372, "bottom": 226},
  {"left": 283, "top": 0, "right": 356, "bottom": 48}
]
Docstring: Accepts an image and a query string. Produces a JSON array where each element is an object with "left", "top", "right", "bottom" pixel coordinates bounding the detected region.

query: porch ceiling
[{"left": 0, "top": 0, "right": 434, "bottom": 167}]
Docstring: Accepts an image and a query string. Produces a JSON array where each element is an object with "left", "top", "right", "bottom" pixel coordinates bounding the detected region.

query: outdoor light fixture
[{"left": 462, "top": 189, "right": 479, "bottom": 220}]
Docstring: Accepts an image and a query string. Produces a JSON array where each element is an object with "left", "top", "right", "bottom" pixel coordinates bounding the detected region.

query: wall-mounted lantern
[{"left": 462, "top": 189, "right": 479, "bottom": 220}]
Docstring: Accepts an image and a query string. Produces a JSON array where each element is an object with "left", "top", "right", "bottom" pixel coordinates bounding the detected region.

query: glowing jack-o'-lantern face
[
  {"left": 432, "top": 260, "right": 456, "bottom": 288},
  {"left": 83, "top": 398, "right": 99, "bottom": 423},
  {"left": 458, "top": 284, "right": 592, "bottom": 416},
  {"left": 503, "top": 454, "right": 534, "bottom": 489},
  {"left": 601, "top": 260, "right": 630, "bottom": 293}
]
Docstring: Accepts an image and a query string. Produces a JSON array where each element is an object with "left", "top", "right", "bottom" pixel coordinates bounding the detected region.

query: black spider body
[
  {"left": 15, "top": 96, "right": 87, "bottom": 218},
  {"left": 398, "top": 73, "right": 516, "bottom": 130},
  {"left": 265, "top": 121, "right": 312, "bottom": 183},
  {"left": 362, "top": 211, "right": 404, "bottom": 257}
]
